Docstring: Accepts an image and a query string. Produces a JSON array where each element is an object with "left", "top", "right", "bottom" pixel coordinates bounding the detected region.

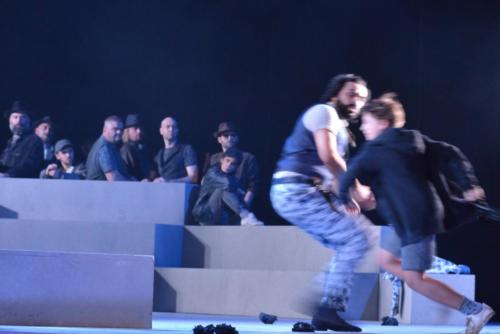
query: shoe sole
[{"left": 464, "top": 309, "right": 496, "bottom": 334}]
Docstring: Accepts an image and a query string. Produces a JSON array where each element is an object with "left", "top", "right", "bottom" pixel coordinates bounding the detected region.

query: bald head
[
  {"left": 102, "top": 115, "right": 123, "bottom": 143},
  {"left": 159, "top": 117, "right": 179, "bottom": 143}
]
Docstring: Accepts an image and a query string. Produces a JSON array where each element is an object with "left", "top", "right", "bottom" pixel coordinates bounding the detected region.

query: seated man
[
  {"left": 153, "top": 116, "right": 198, "bottom": 183},
  {"left": 120, "top": 114, "right": 152, "bottom": 181},
  {"left": 192, "top": 148, "right": 263, "bottom": 226},
  {"left": 0, "top": 101, "right": 43, "bottom": 178},
  {"left": 40, "top": 139, "right": 85, "bottom": 179},
  {"left": 33, "top": 116, "right": 55, "bottom": 167},
  {"left": 86, "top": 115, "right": 132, "bottom": 181},
  {"left": 207, "top": 122, "right": 259, "bottom": 206}
]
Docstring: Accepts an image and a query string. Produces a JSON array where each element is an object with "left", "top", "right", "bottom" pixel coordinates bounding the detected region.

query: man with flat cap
[
  {"left": 207, "top": 122, "right": 259, "bottom": 207},
  {"left": 40, "top": 139, "right": 85, "bottom": 180},
  {"left": 120, "top": 114, "right": 152, "bottom": 181},
  {"left": 0, "top": 101, "right": 44, "bottom": 178},
  {"left": 33, "top": 116, "right": 55, "bottom": 166}
]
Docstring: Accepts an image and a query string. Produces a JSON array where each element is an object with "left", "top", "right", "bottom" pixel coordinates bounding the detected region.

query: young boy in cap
[{"left": 40, "top": 139, "right": 85, "bottom": 180}]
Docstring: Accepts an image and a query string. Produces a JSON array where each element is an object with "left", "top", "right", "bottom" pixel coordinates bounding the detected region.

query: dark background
[{"left": 0, "top": 0, "right": 499, "bottom": 319}]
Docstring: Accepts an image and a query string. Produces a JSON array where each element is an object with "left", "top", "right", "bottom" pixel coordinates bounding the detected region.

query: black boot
[{"left": 312, "top": 306, "right": 361, "bottom": 332}]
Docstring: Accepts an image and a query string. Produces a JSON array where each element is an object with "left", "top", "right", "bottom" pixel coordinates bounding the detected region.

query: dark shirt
[
  {"left": 86, "top": 136, "right": 130, "bottom": 180},
  {"left": 154, "top": 144, "right": 197, "bottom": 181},
  {"left": 120, "top": 141, "right": 151, "bottom": 180},
  {"left": 339, "top": 128, "right": 440, "bottom": 246},
  {"left": 0, "top": 133, "right": 44, "bottom": 178},
  {"left": 192, "top": 165, "right": 242, "bottom": 224},
  {"left": 40, "top": 163, "right": 86, "bottom": 180},
  {"left": 208, "top": 150, "right": 259, "bottom": 193}
]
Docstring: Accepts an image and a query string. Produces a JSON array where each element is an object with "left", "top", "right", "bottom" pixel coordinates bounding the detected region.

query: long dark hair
[{"left": 319, "top": 74, "right": 369, "bottom": 103}]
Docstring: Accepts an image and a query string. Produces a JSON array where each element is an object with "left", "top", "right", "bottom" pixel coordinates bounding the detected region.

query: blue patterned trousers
[{"left": 270, "top": 183, "right": 374, "bottom": 311}]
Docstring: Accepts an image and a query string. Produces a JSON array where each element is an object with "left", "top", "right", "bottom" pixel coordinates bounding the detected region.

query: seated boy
[
  {"left": 192, "top": 148, "right": 263, "bottom": 226},
  {"left": 40, "top": 139, "right": 85, "bottom": 180}
]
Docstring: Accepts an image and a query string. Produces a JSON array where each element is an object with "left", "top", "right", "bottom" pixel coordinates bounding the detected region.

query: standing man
[
  {"left": 208, "top": 122, "right": 259, "bottom": 206},
  {"left": 86, "top": 115, "right": 131, "bottom": 181},
  {"left": 120, "top": 114, "right": 151, "bottom": 181},
  {"left": 153, "top": 116, "right": 198, "bottom": 183},
  {"left": 0, "top": 101, "right": 43, "bottom": 178},
  {"left": 33, "top": 116, "right": 55, "bottom": 166},
  {"left": 270, "top": 74, "right": 374, "bottom": 332}
]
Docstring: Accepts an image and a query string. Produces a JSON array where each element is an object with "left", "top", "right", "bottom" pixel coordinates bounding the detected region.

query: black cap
[
  {"left": 54, "top": 139, "right": 73, "bottom": 153},
  {"left": 3, "top": 101, "right": 31, "bottom": 120},
  {"left": 125, "top": 114, "right": 141, "bottom": 129},
  {"left": 33, "top": 116, "right": 52, "bottom": 129},
  {"left": 213, "top": 121, "right": 239, "bottom": 138}
]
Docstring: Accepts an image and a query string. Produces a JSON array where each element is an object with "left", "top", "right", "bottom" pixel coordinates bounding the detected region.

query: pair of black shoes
[{"left": 312, "top": 307, "right": 361, "bottom": 332}]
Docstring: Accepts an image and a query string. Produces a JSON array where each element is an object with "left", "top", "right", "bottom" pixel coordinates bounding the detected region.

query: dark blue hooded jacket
[{"left": 339, "top": 128, "right": 478, "bottom": 246}]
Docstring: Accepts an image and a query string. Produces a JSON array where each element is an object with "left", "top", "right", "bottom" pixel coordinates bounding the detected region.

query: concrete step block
[
  {"left": 0, "top": 219, "right": 184, "bottom": 267},
  {"left": 0, "top": 178, "right": 197, "bottom": 225},
  {"left": 0, "top": 249, "right": 154, "bottom": 328},
  {"left": 154, "top": 268, "right": 379, "bottom": 320},
  {"left": 182, "top": 226, "right": 381, "bottom": 272}
]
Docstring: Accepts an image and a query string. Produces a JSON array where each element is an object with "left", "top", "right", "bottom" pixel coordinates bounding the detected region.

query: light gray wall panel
[{"left": 0, "top": 250, "right": 154, "bottom": 328}]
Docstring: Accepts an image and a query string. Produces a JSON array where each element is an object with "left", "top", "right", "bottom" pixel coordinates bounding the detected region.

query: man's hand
[
  {"left": 351, "top": 184, "right": 376, "bottom": 210},
  {"left": 340, "top": 199, "right": 360, "bottom": 216},
  {"left": 153, "top": 177, "right": 166, "bottom": 183},
  {"left": 45, "top": 164, "right": 59, "bottom": 178},
  {"left": 463, "top": 186, "right": 485, "bottom": 202}
]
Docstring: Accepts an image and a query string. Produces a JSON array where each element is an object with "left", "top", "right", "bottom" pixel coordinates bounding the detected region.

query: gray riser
[
  {"left": 182, "top": 226, "right": 381, "bottom": 272},
  {"left": 0, "top": 178, "right": 197, "bottom": 225},
  {"left": 0, "top": 219, "right": 183, "bottom": 267},
  {"left": 154, "top": 268, "right": 379, "bottom": 320},
  {"left": 379, "top": 274, "right": 475, "bottom": 325},
  {"left": 0, "top": 249, "right": 154, "bottom": 328},
  {"left": 0, "top": 218, "right": 155, "bottom": 255}
]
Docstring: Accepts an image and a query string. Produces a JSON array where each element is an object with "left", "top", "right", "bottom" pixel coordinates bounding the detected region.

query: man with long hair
[{"left": 270, "top": 74, "right": 374, "bottom": 332}]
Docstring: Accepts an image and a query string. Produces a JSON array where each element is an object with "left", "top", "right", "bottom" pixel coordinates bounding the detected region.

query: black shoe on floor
[{"left": 312, "top": 307, "right": 361, "bottom": 332}]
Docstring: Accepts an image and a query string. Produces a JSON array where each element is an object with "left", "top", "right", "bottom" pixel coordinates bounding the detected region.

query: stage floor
[{"left": 0, "top": 312, "right": 498, "bottom": 334}]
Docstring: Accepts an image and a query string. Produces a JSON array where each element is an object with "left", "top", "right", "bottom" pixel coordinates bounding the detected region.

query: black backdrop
[{"left": 0, "top": 0, "right": 499, "bottom": 319}]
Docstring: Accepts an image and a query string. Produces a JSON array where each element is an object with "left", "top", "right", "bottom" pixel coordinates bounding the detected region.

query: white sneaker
[
  {"left": 240, "top": 212, "right": 264, "bottom": 226},
  {"left": 464, "top": 303, "right": 495, "bottom": 334}
]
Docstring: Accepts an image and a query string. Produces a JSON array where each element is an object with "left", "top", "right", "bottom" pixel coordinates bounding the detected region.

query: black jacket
[
  {"left": 120, "top": 142, "right": 151, "bottom": 181},
  {"left": 192, "top": 166, "right": 241, "bottom": 223},
  {"left": 207, "top": 150, "right": 259, "bottom": 194},
  {"left": 422, "top": 134, "right": 479, "bottom": 232},
  {"left": 0, "top": 133, "right": 44, "bottom": 178},
  {"left": 339, "top": 128, "right": 478, "bottom": 246}
]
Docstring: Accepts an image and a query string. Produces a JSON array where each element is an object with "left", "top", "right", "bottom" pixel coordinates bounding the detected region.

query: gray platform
[
  {"left": 154, "top": 268, "right": 379, "bottom": 320},
  {"left": 182, "top": 226, "right": 381, "bottom": 272},
  {"left": 0, "top": 249, "right": 154, "bottom": 328},
  {"left": 0, "top": 218, "right": 184, "bottom": 267},
  {"left": 0, "top": 178, "right": 197, "bottom": 225}
]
